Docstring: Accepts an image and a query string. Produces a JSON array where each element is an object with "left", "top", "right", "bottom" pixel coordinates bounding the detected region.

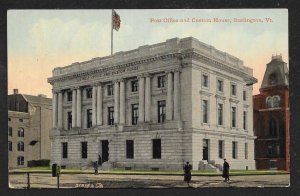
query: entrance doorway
[
  {"left": 101, "top": 140, "right": 109, "bottom": 163},
  {"left": 203, "top": 139, "right": 209, "bottom": 160}
]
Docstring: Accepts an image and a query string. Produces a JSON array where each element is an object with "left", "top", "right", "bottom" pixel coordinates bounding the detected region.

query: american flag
[{"left": 112, "top": 10, "right": 121, "bottom": 31}]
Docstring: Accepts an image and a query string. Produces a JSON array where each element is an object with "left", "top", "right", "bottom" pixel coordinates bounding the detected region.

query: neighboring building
[
  {"left": 253, "top": 55, "right": 289, "bottom": 171},
  {"left": 48, "top": 37, "right": 257, "bottom": 170},
  {"left": 8, "top": 89, "right": 52, "bottom": 168}
]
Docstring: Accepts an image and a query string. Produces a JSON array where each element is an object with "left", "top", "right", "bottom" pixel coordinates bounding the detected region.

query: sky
[{"left": 7, "top": 9, "right": 288, "bottom": 98}]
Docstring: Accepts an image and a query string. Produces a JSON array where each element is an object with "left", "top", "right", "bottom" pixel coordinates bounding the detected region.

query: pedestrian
[
  {"left": 93, "top": 161, "right": 98, "bottom": 175},
  {"left": 98, "top": 155, "right": 102, "bottom": 166},
  {"left": 183, "top": 161, "right": 192, "bottom": 187},
  {"left": 222, "top": 159, "right": 230, "bottom": 182}
]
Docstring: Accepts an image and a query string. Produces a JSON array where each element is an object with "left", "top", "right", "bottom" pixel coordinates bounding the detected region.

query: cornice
[
  {"left": 229, "top": 98, "right": 240, "bottom": 104},
  {"left": 184, "top": 49, "right": 257, "bottom": 83},
  {"left": 199, "top": 90, "right": 213, "bottom": 97},
  {"left": 48, "top": 52, "right": 182, "bottom": 84},
  {"left": 215, "top": 94, "right": 226, "bottom": 100}
]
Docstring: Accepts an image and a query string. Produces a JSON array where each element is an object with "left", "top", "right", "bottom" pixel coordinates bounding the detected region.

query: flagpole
[{"left": 111, "top": 9, "right": 113, "bottom": 56}]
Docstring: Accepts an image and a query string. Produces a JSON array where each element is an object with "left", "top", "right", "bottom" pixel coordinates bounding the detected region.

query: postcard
[{"left": 7, "top": 9, "right": 289, "bottom": 189}]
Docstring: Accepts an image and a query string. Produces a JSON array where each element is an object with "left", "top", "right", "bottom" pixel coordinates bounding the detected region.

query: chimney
[{"left": 13, "top": 89, "right": 19, "bottom": 94}]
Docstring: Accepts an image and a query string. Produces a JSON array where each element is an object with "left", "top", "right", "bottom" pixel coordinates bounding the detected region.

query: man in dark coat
[
  {"left": 93, "top": 161, "right": 98, "bottom": 175},
  {"left": 222, "top": 159, "right": 230, "bottom": 182},
  {"left": 183, "top": 162, "right": 192, "bottom": 186},
  {"left": 98, "top": 155, "right": 102, "bottom": 166}
]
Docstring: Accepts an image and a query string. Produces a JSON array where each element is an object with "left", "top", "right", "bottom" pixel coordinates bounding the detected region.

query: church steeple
[{"left": 260, "top": 54, "right": 289, "bottom": 90}]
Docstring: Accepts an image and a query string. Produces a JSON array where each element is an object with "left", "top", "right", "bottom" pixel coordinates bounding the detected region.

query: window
[
  {"left": 8, "top": 141, "right": 12, "bottom": 151},
  {"left": 273, "top": 96, "right": 280, "bottom": 108},
  {"left": 232, "top": 141, "right": 237, "bottom": 159},
  {"left": 19, "top": 119, "right": 23, "bottom": 122},
  {"left": 8, "top": 127, "right": 12, "bottom": 137},
  {"left": 267, "top": 143, "right": 280, "bottom": 157},
  {"left": 158, "top": 101, "right": 166, "bottom": 123},
  {"left": 8, "top": 118, "right": 11, "bottom": 121},
  {"left": 266, "top": 97, "right": 272, "bottom": 108},
  {"left": 17, "top": 156, "right": 24, "bottom": 166},
  {"left": 108, "top": 107, "right": 114, "bottom": 125},
  {"left": 126, "top": 140, "right": 134, "bottom": 159},
  {"left": 18, "top": 128, "right": 24, "bottom": 137},
  {"left": 231, "top": 84, "right": 236, "bottom": 96},
  {"left": 269, "top": 118, "right": 279, "bottom": 138},
  {"left": 62, "top": 142, "right": 68, "bottom": 158},
  {"left": 217, "top": 79, "right": 224, "bottom": 92},
  {"left": 243, "top": 90, "right": 247, "bottom": 101},
  {"left": 87, "top": 109, "right": 92, "bottom": 128},
  {"left": 67, "top": 91, "right": 72, "bottom": 102},
  {"left": 202, "top": 74, "right": 209, "bottom": 87},
  {"left": 270, "top": 160, "right": 277, "bottom": 169},
  {"left": 132, "top": 104, "right": 139, "bottom": 125},
  {"left": 152, "top": 139, "right": 161, "bottom": 159},
  {"left": 81, "top": 142, "right": 88, "bottom": 159},
  {"left": 17, "top": 141, "right": 24, "bottom": 152},
  {"left": 243, "top": 111, "right": 247, "bottom": 130},
  {"left": 67, "top": 112, "right": 72, "bottom": 130},
  {"left": 107, "top": 84, "right": 114, "bottom": 96},
  {"left": 131, "top": 80, "right": 138, "bottom": 92},
  {"left": 218, "top": 104, "right": 223, "bottom": 125},
  {"left": 202, "top": 100, "right": 208, "bottom": 123},
  {"left": 157, "top": 75, "right": 166, "bottom": 88},
  {"left": 218, "top": 140, "right": 224, "bottom": 159},
  {"left": 231, "top": 107, "right": 236, "bottom": 128},
  {"left": 86, "top": 87, "right": 93, "bottom": 98},
  {"left": 245, "top": 143, "right": 248, "bottom": 159},
  {"left": 269, "top": 73, "right": 277, "bottom": 85}
]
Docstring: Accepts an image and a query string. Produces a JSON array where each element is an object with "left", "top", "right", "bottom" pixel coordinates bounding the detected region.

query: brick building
[
  {"left": 253, "top": 55, "right": 289, "bottom": 171},
  {"left": 48, "top": 37, "right": 257, "bottom": 170},
  {"left": 8, "top": 89, "right": 52, "bottom": 168}
]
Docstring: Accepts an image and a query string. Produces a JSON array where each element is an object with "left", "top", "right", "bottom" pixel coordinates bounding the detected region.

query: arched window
[
  {"left": 269, "top": 118, "right": 279, "bottom": 138},
  {"left": 17, "top": 142, "right": 24, "bottom": 151},
  {"left": 266, "top": 97, "right": 273, "bottom": 108},
  {"left": 17, "top": 156, "right": 24, "bottom": 165},
  {"left": 18, "top": 128, "right": 24, "bottom": 137},
  {"left": 273, "top": 96, "right": 280, "bottom": 108}
]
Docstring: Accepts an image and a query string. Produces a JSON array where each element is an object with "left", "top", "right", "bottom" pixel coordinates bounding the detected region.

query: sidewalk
[
  {"left": 9, "top": 168, "right": 289, "bottom": 176},
  {"left": 9, "top": 173, "right": 290, "bottom": 189}
]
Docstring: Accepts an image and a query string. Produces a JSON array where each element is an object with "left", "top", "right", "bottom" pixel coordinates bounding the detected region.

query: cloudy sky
[{"left": 8, "top": 9, "right": 288, "bottom": 97}]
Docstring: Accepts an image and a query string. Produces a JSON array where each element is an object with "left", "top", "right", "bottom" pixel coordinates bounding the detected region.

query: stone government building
[{"left": 48, "top": 37, "right": 257, "bottom": 170}]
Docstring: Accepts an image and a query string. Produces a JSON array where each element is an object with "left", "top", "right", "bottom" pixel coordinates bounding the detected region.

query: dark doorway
[
  {"left": 101, "top": 140, "right": 109, "bottom": 162},
  {"left": 203, "top": 139, "right": 209, "bottom": 160}
]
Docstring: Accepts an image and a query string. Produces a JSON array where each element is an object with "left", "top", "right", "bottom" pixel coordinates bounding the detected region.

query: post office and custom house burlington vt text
[{"left": 48, "top": 37, "right": 257, "bottom": 171}]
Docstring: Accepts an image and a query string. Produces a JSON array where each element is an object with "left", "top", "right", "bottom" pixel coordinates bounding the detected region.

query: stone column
[
  {"left": 72, "top": 88, "right": 77, "bottom": 128},
  {"left": 92, "top": 85, "right": 97, "bottom": 126},
  {"left": 119, "top": 79, "right": 126, "bottom": 124},
  {"left": 96, "top": 84, "right": 103, "bottom": 125},
  {"left": 57, "top": 91, "right": 63, "bottom": 129},
  {"left": 114, "top": 81, "right": 120, "bottom": 124},
  {"left": 52, "top": 91, "right": 58, "bottom": 128},
  {"left": 166, "top": 71, "right": 173, "bottom": 120},
  {"left": 174, "top": 70, "right": 181, "bottom": 121},
  {"left": 145, "top": 75, "right": 151, "bottom": 122},
  {"left": 76, "top": 87, "right": 82, "bottom": 128},
  {"left": 138, "top": 75, "right": 145, "bottom": 123}
]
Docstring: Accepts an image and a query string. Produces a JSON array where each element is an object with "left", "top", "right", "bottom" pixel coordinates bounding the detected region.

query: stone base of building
[{"left": 50, "top": 128, "right": 256, "bottom": 171}]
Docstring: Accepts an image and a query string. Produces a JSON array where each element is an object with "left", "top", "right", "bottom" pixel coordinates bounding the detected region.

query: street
[{"left": 9, "top": 173, "right": 290, "bottom": 188}]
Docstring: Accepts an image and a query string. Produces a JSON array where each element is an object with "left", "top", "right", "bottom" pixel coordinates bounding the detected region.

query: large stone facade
[
  {"left": 8, "top": 89, "right": 52, "bottom": 168},
  {"left": 48, "top": 37, "right": 257, "bottom": 170}
]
